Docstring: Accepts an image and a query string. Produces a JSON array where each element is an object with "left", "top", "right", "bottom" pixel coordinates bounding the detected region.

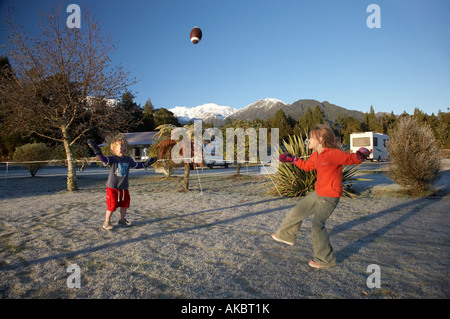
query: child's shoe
[
  {"left": 103, "top": 221, "right": 113, "bottom": 230},
  {"left": 308, "top": 260, "right": 336, "bottom": 269},
  {"left": 118, "top": 219, "right": 131, "bottom": 226},
  {"left": 271, "top": 233, "right": 294, "bottom": 246}
]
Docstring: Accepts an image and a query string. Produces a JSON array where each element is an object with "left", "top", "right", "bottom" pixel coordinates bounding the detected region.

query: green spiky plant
[
  {"left": 341, "top": 164, "right": 369, "bottom": 198},
  {"left": 268, "top": 135, "right": 316, "bottom": 197},
  {"left": 268, "top": 135, "right": 366, "bottom": 198}
]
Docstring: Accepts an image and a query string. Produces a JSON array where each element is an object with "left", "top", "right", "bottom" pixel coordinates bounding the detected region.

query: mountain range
[
  {"left": 169, "top": 103, "right": 238, "bottom": 126},
  {"left": 169, "top": 98, "right": 367, "bottom": 126}
]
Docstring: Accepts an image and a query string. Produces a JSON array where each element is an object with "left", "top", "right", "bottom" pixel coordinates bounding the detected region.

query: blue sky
[{"left": 1, "top": 0, "right": 449, "bottom": 116}]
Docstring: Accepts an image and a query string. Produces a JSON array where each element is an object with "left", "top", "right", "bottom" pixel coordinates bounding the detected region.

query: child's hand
[
  {"left": 279, "top": 153, "right": 298, "bottom": 164},
  {"left": 356, "top": 148, "right": 371, "bottom": 161},
  {"left": 143, "top": 157, "right": 158, "bottom": 167},
  {"left": 87, "top": 139, "right": 102, "bottom": 155}
]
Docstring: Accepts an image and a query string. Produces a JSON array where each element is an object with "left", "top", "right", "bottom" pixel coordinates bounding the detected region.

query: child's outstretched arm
[
  {"left": 87, "top": 139, "right": 108, "bottom": 164},
  {"left": 134, "top": 157, "right": 158, "bottom": 169},
  {"left": 279, "top": 153, "right": 316, "bottom": 171},
  {"left": 334, "top": 147, "right": 371, "bottom": 166}
]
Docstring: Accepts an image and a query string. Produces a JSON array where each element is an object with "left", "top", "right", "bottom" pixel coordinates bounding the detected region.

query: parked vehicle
[{"left": 203, "top": 138, "right": 229, "bottom": 169}]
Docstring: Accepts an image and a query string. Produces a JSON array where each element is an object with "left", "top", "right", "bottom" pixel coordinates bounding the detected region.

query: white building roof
[{"left": 123, "top": 131, "right": 158, "bottom": 145}]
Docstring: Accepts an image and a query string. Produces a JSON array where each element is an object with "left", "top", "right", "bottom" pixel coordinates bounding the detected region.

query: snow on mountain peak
[
  {"left": 169, "top": 103, "right": 238, "bottom": 124},
  {"left": 263, "top": 98, "right": 286, "bottom": 104},
  {"left": 244, "top": 98, "right": 287, "bottom": 109},
  {"left": 168, "top": 98, "right": 291, "bottom": 124}
]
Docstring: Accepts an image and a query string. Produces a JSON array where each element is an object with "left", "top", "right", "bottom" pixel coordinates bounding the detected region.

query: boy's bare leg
[
  {"left": 119, "top": 207, "right": 127, "bottom": 220},
  {"left": 105, "top": 210, "right": 113, "bottom": 222},
  {"left": 103, "top": 210, "right": 114, "bottom": 230},
  {"left": 118, "top": 207, "right": 131, "bottom": 226}
]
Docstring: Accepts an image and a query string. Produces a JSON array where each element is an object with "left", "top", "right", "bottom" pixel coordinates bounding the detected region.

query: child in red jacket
[{"left": 272, "top": 125, "right": 370, "bottom": 268}]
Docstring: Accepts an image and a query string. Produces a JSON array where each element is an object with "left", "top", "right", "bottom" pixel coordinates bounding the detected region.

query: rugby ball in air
[{"left": 190, "top": 27, "right": 202, "bottom": 44}]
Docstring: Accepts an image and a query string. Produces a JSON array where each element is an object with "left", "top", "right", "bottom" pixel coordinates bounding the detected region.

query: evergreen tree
[
  {"left": 231, "top": 106, "right": 448, "bottom": 150},
  {"left": 269, "top": 109, "right": 292, "bottom": 141},
  {"left": 363, "top": 105, "right": 380, "bottom": 132},
  {"left": 312, "top": 105, "right": 327, "bottom": 125},
  {"left": 153, "top": 108, "right": 180, "bottom": 127},
  {"left": 379, "top": 111, "right": 397, "bottom": 134},
  {"left": 141, "top": 98, "right": 155, "bottom": 131},
  {"left": 345, "top": 116, "right": 363, "bottom": 143},
  {"left": 293, "top": 107, "right": 313, "bottom": 138},
  {"left": 412, "top": 107, "right": 427, "bottom": 126},
  {"left": 435, "top": 111, "right": 450, "bottom": 148},
  {"left": 120, "top": 91, "right": 142, "bottom": 131},
  {"left": 335, "top": 113, "right": 363, "bottom": 145}
]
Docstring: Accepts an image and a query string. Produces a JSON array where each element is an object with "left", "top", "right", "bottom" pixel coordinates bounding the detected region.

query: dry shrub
[{"left": 387, "top": 117, "right": 442, "bottom": 194}]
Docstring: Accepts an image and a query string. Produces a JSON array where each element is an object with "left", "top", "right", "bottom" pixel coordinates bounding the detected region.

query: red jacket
[{"left": 295, "top": 148, "right": 362, "bottom": 197}]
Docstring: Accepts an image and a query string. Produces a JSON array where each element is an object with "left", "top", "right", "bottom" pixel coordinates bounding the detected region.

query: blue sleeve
[
  {"left": 127, "top": 156, "right": 140, "bottom": 169},
  {"left": 97, "top": 154, "right": 108, "bottom": 164},
  {"left": 135, "top": 162, "right": 144, "bottom": 169}
]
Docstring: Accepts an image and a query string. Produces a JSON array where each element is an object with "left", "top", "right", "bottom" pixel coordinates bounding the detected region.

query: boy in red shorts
[{"left": 88, "top": 138, "right": 157, "bottom": 230}]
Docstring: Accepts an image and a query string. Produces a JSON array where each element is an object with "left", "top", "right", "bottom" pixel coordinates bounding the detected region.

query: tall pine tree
[
  {"left": 363, "top": 105, "right": 380, "bottom": 132},
  {"left": 141, "top": 98, "right": 155, "bottom": 131},
  {"left": 312, "top": 105, "right": 327, "bottom": 125},
  {"left": 269, "top": 109, "right": 292, "bottom": 141}
]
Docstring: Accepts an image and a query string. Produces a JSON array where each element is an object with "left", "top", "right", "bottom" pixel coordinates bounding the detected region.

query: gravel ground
[{"left": 0, "top": 161, "right": 449, "bottom": 301}]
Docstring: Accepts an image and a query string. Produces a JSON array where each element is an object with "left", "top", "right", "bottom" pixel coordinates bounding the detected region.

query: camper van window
[
  {"left": 373, "top": 137, "right": 378, "bottom": 147},
  {"left": 353, "top": 137, "right": 370, "bottom": 147}
]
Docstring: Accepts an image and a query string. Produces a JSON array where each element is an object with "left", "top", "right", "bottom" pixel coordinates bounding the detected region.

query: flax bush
[
  {"left": 268, "top": 135, "right": 316, "bottom": 197},
  {"left": 387, "top": 117, "right": 442, "bottom": 194}
]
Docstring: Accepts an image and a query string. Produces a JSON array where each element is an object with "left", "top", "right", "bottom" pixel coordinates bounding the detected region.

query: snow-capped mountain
[
  {"left": 226, "top": 98, "right": 366, "bottom": 122},
  {"left": 247, "top": 98, "right": 287, "bottom": 109},
  {"left": 168, "top": 97, "right": 366, "bottom": 126},
  {"left": 169, "top": 103, "right": 238, "bottom": 125},
  {"left": 226, "top": 98, "right": 288, "bottom": 121}
]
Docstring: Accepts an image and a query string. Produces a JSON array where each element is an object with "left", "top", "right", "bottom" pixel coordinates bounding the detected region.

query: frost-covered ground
[{"left": 0, "top": 161, "right": 449, "bottom": 300}]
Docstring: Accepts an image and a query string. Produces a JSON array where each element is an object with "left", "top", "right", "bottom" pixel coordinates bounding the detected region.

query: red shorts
[{"left": 106, "top": 187, "right": 130, "bottom": 212}]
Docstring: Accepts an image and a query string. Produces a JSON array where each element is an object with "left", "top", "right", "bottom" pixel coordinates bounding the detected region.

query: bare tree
[{"left": 0, "top": 2, "right": 136, "bottom": 191}]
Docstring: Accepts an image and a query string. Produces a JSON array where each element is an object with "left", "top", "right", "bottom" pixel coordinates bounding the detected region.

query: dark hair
[{"left": 310, "top": 125, "right": 340, "bottom": 149}]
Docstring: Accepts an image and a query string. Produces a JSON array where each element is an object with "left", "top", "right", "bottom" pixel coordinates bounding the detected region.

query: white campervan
[{"left": 350, "top": 132, "right": 389, "bottom": 162}]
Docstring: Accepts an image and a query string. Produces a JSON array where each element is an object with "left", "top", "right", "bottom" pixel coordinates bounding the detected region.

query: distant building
[
  {"left": 124, "top": 131, "right": 158, "bottom": 160},
  {"left": 100, "top": 131, "right": 158, "bottom": 160}
]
